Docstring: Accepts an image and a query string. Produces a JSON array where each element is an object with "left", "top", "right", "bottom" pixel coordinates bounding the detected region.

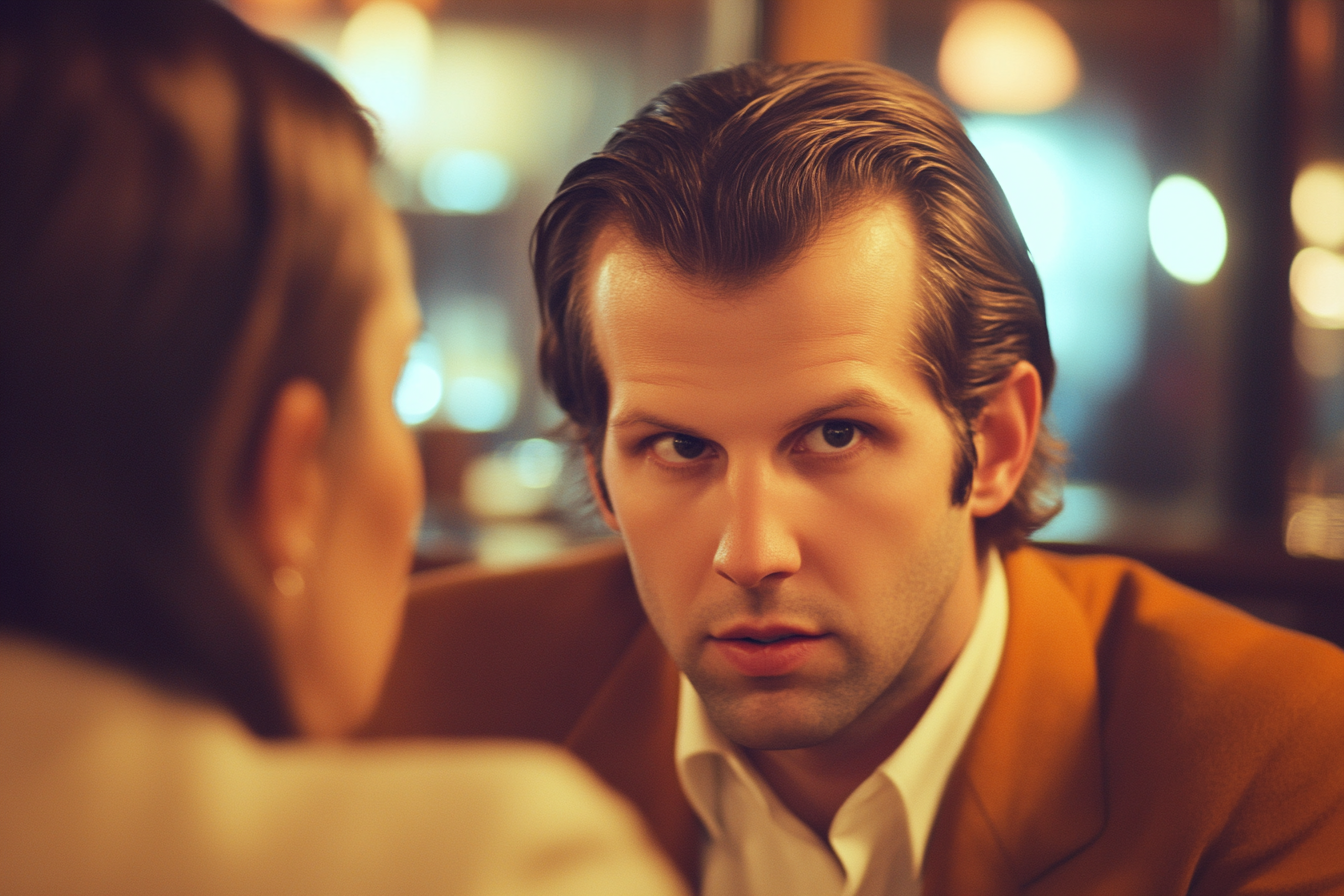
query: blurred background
[{"left": 231, "top": 0, "right": 1343, "bottom": 642}]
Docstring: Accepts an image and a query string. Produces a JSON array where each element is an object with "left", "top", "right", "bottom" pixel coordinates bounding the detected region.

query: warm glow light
[
  {"left": 1291, "top": 247, "right": 1344, "bottom": 328},
  {"left": 337, "top": 1, "right": 432, "bottom": 134},
  {"left": 462, "top": 444, "right": 559, "bottom": 519},
  {"left": 233, "top": 0, "right": 326, "bottom": 20},
  {"left": 1292, "top": 0, "right": 1337, "bottom": 88},
  {"left": 473, "top": 521, "right": 568, "bottom": 567},
  {"left": 1292, "top": 161, "right": 1344, "bottom": 250},
  {"left": 1285, "top": 494, "right": 1344, "bottom": 560},
  {"left": 1293, "top": 323, "right": 1344, "bottom": 379},
  {"left": 1148, "top": 175, "right": 1227, "bottom": 284},
  {"left": 938, "top": 0, "right": 1081, "bottom": 114},
  {"left": 511, "top": 439, "right": 564, "bottom": 490}
]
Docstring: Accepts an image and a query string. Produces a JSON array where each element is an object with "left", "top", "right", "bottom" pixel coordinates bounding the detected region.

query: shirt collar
[{"left": 879, "top": 547, "right": 1009, "bottom": 872}]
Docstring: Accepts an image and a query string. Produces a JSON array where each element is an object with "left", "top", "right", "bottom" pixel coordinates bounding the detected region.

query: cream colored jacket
[{"left": 0, "top": 635, "right": 686, "bottom": 896}]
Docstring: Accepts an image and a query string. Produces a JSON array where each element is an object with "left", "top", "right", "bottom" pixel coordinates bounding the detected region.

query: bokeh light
[
  {"left": 394, "top": 337, "right": 443, "bottom": 425},
  {"left": 1033, "top": 483, "right": 1114, "bottom": 542},
  {"left": 444, "top": 376, "right": 513, "bottom": 431},
  {"left": 965, "top": 112, "right": 1150, "bottom": 451},
  {"left": 1291, "top": 160, "right": 1344, "bottom": 250},
  {"left": 233, "top": 0, "right": 325, "bottom": 18},
  {"left": 462, "top": 442, "right": 560, "bottom": 519},
  {"left": 420, "top": 149, "right": 515, "bottom": 214},
  {"left": 337, "top": 1, "right": 432, "bottom": 134},
  {"left": 938, "top": 0, "right": 1080, "bottom": 114},
  {"left": 965, "top": 120, "right": 1069, "bottom": 265},
  {"left": 511, "top": 438, "right": 565, "bottom": 490},
  {"left": 429, "top": 297, "right": 520, "bottom": 433},
  {"left": 1290, "top": 246, "right": 1344, "bottom": 328},
  {"left": 1148, "top": 174, "right": 1228, "bottom": 284},
  {"left": 1285, "top": 494, "right": 1344, "bottom": 560},
  {"left": 1293, "top": 324, "right": 1344, "bottom": 379}
]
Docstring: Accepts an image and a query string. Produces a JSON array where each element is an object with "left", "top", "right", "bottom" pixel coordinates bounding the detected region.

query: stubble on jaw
[{"left": 667, "top": 512, "right": 971, "bottom": 754}]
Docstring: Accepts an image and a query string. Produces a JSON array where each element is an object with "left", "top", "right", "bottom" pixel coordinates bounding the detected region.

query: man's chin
[{"left": 699, "top": 690, "right": 851, "bottom": 751}]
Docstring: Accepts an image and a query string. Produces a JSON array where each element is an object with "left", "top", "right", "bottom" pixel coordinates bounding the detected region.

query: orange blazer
[{"left": 367, "top": 543, "right": 1344, "bottom": 895}]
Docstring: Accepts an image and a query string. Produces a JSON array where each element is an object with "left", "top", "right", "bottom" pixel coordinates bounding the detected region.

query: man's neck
[{"left": 742, "top": 671, "right": 947, "bottom": 840}]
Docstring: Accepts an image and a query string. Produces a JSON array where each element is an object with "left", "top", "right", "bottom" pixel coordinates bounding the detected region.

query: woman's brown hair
[{"left": 0, "top": 0, "right": 380, "bottom": 735}]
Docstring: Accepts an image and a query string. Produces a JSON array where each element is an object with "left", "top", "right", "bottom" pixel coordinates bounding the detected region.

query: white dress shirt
[{"left": 675, "top": 550, "right": 1009, "bottom": 896}]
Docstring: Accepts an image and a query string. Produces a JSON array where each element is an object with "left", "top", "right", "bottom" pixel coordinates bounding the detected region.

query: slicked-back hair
[
  {"left": 533, "top": 60, "right": 1064, "bottom": 549},
  {"left": 0, "top": 0, "right": 379, "bottom": 736}
]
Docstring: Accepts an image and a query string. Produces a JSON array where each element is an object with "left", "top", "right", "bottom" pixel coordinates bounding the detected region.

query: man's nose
[{"left": 712, "top": 463, "right": 802, "bottom": 589}]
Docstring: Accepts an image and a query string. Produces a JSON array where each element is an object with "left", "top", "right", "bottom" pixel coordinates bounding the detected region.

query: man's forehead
[
  {"left": 581, "top": 195, "right": 923, "bottom": 310},
  {"left": 582, "top": 221, "right": 681, "bottom": 304},
  {"left": 583, "top": 198, "right": 931, "bottom": 413}
]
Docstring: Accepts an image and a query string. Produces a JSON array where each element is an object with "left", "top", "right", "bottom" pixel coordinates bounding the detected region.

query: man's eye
[
  {"left": 650, "top": 433, "right": 709, "bottom": 464},
  {"left": 799, "top": 421, "right": 859, "bottom": 454}
]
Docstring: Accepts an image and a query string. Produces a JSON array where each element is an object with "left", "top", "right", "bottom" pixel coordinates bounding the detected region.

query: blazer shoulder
[
  {"left": 1008, "top": 544, "right": 1344, "bottom": 730},
  {"left": 410, "top": 538, "right": 635, "bottom": 608},
  {"left": 367, "top": 540, "right": 648, "bottom": 741},
  {"left": 1000, "top": 546, "right": 1344, "bottom": 893}
]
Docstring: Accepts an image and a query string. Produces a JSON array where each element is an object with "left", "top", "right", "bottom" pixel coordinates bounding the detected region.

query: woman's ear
[
  {"left": 968, "top": 360, "right": 1042, "bottom": 519},
  {"left": 251, "top": 379, "right": 331, "bottom": 578},
  {"left": 583, "top": 447, "right": 620, "bottom": 532}
]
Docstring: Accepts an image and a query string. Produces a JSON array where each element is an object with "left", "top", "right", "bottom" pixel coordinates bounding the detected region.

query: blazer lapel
[
  {"left": 565, "top": 621, "right": 703, "bottom": 890},
  {"left": 924, "top": 547, "right": 1106, "bottom": 894}
]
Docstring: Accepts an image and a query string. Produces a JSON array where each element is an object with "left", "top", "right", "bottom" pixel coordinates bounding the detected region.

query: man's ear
[
  {"left": 968, "top": 360, "right": 1042, "bottom": 519},
  {"left": 251, "top": 379, "right": 331, "bottom": 577},
  {"left": 583, "top": 446, "right": 620, "bottom": 532}
]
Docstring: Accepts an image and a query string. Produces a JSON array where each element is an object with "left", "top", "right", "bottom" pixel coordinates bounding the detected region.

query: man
[{"left": 367, "top": 62, "right": 1344, "bottom": 895}]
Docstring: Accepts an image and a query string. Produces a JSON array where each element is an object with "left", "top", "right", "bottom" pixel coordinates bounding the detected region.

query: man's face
[{"left": 586, "top": 199, "right": 985, "bottom": 752}]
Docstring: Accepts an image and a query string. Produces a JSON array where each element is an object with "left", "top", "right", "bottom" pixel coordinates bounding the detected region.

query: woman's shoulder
[{"left": 0, "top": 635, "right": 686, "bottom": 896}]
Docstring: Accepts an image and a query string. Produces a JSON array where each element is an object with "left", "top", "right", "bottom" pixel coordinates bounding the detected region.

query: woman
[{"left": 0, "top": 2, "right": 685, "bottom": 893}]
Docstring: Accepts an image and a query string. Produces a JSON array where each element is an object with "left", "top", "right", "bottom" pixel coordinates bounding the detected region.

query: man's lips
[
  {"left": 712, "top": 623, "right": 824, "bottom": 641},
  {"left": 709, "top": 625, "right": 827, "bottom": 677}
]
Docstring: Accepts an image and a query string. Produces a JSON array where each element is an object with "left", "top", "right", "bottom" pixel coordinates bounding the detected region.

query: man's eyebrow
[
  {"left": 607, "top": 410, "right": 708, "bottom": 437},
  {"left": 782, "top": 389, "right": 911, "bottom": 431},
  {"left": 608, "top": 389, "right": 909, "bottom": 437}
]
